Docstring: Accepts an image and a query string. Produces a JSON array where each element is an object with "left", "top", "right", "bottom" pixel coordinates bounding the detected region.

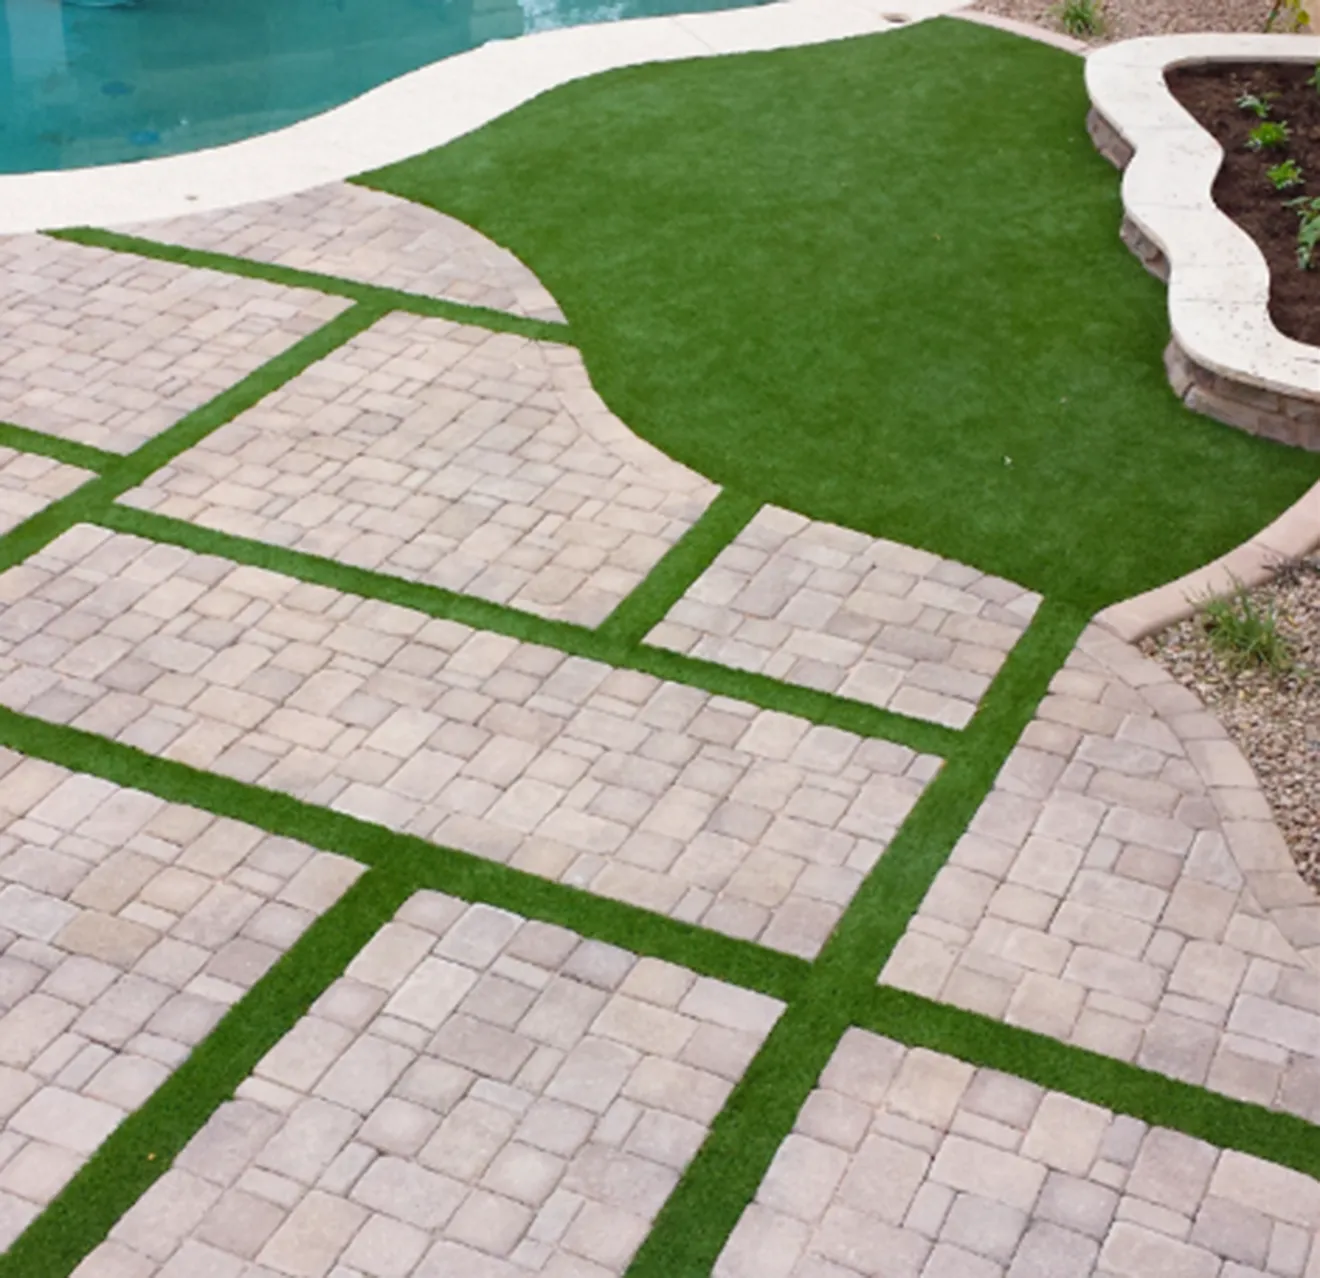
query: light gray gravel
[
  {"left": 969, "top": 0, "right": 1303, "bottom": 44},
  {"left": 1141, "top": 559, "right": 1320, "bottom": 889}
]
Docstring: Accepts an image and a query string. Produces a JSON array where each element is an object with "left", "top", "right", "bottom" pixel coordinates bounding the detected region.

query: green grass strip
[
  {"left": 0, "top": 305, "right": 383, "bottom": 577},
  {"left": 624, "top": 597, "right": 1088, "bottom": 1277},
  {"left": 96, "top": 503, "right": 957, "bottom": 757},
  {"left": 48, "top": 227, "right": 572, "bottom": 345},
  {"left": 596, "top": 488, "right": 760, "bottom": 647},
  {"left": 0, "top": 704, "right": 807, "bottom": 1005},
  {"left": 0, "top": 867, "right": 414, "bottom": 1278},
  {"left": 863, "top": 986, "right": 1320, "bottom": 1180},
  {"left": 0, "top": 421, "right": 116, "bottom": 473}
]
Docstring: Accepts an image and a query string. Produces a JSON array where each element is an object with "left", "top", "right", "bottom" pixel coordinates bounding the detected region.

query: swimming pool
[{"left": 0, "top": 0, "right": 764, "bottom": 174}]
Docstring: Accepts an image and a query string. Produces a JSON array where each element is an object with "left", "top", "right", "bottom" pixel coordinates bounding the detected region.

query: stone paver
[
  {"left": 121, "top": 311, "right": 718, "bottom": 625},
  {"left": 0, "top": 754, "right": 363, "bottom": 1247},
  {"left": 0, "top": 527, "right": 940, "bottom": 958},
  {"left": 717, "top": 1028, "right": 1320, "bottom": 1278},
  {"left": 882, "top": 622, "right": 1320, "bottom": 1120},
  {"left": 647, "top": 506, "right": 1040, "bottom": 728},
  {"left": 72, "top": 890, "right": 783, "bottom": 1278},
  {"left": 0, "top": 447, "right": 93, "bottom": 534},
  {"left": 120, "top": 181, "right": 565, "bottom": 323},
  {"left": 0, "top": 235, "right": 349, "bottom": 453}
]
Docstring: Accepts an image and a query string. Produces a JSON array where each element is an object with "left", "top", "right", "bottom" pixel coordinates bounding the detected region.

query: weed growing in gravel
[
  {"left": 1286, "top": 195, "right": 1320, "bottom": 268},
  {"left": 1268, "top": 159, "right": 1306, "bottom": 191},
  {"left": 1266, "top": 0, "right": 1311, "bottom": 31},
  {"left": 1051, "top": 0, "right": 1102, "bottom": 35},
  {"left": 1247, "top": 120, "right": 1292, "bottom": 151},
  {"left": 1238, "top": 92, "right": 1275, "bottom": 119},
  {"left": 1199, "top": 581, "right": 1294, "bottom": 673}
]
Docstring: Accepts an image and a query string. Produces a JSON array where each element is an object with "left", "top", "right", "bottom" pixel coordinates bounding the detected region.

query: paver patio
[{"left": 3, "top": 17, "right": 1320, "bottom": 1278}]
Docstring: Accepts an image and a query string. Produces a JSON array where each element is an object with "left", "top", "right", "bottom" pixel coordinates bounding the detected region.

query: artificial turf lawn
[{"left": 362, "top": 17, "right": 1320, "bottom": 614}]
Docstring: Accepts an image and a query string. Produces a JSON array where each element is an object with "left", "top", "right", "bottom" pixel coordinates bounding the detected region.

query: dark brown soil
[{"left": 1167, "top": 61, "right": 1320, "bottom": 347}]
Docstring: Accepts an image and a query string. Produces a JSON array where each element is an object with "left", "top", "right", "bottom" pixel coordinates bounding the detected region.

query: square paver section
[
  {"left": 0, "top": 234, "right": 349, "bottom": 453},
  {"left": 0, "top": 527, "right": 941, "bottom": 958},
  {"left": 716, "top": 1028, "right": 1320, "bottom": 1277},
  {"left": 880, "top": 622, "right": 1320, "bottom": 1121},
  {"left": 646, "top": 506, "right": 1040, "bottom": 728},
  {"left": 121, "top": 181, "right": 565, "bottom": 322},
  {"left": 121, "top": 311, "right": 718, "bottom": 625},
  {"left": 0, "top": 755, "right": 363, "bottom": 1248},
  {"left": 77, "top": 891, "right": 784, "bottom": 1276},
  {"left": 0, "top": 447, "right": 93, "bottom": 534}
]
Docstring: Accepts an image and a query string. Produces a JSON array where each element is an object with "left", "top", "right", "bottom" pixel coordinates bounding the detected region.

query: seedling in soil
[
  {"left": 1287, "top": 195, "right": 1320, "bottom": 269},
  {"left": 1237, "top": 92, "right": 1274, "bottom": 119},
  {"left": 1247, "top": 120, "right": 1291, "bottom": 150},
  {"left": 1051, "top": 0, "right": 1102, "bottom": 35},
  {"left": 1268, "top": 159, "right": 1305, "bottom": 190},
  {"left": 1199, "top": 582, "right": 1294, "bottom": 674}
]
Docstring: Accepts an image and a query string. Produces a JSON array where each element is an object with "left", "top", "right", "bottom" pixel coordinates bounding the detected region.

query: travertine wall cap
[{"left": 1087, "top": 34, "right": 1320, "bottom": 398}]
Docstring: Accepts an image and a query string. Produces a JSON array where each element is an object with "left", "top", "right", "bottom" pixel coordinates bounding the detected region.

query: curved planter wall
[{"left": 1086, "top": 35, "right": 1320, "bottom": 452}]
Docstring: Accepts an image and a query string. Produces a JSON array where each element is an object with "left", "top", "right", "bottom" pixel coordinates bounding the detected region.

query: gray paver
[
  {"left": 880, "top": 622, "right": 1320, "bottom": 1120},
  {"left": 120, "top": 181, "right": 564, "bottom": 322},
  {"left": 715, "top": 1030, "right": 1320, "bottom": 1278},
  {"left": 74, "top": 892, "right": 783, "bottom": 1276},
  {"left": 0, "top": 449, "right": 95, "bottom": 536},
  {"left": 0, "top": 754, "right": 362, "bottom": 1225},
  {"left": 647, "top": 506, "right": 1040, "bottom": 727},
  {"left": 0, "top": 236, "right": 348, "bottom": 454},
  {"left": 0, "top": 530, "right": 939, "bottom": 957},
  {"left": 121, "top": 312, "right": 716, "bottom": 626}
]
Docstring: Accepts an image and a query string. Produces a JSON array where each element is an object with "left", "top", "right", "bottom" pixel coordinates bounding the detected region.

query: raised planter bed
[{"left": 1087, "top": 35, "right": 1320, "bottom": 452}]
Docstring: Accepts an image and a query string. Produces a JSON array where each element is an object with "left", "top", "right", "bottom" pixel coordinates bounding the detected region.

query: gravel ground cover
[
  {"left": 1142, "top": 558, "right": 1320, "bottom": 886},
  {"left": 970, "top": 0, "right": 1297, "bottom": 45}
]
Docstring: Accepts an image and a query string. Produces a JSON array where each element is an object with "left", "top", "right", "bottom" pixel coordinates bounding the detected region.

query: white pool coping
[
  {"left": 0, "top": 0, "right": 969, "bottom": 235},
  {"left": 1087, "top": 34, "right": 1320, "bottom": 400}
]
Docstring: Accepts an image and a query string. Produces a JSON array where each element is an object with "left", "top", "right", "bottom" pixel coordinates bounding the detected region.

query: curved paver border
[
  {"left": 1078, "top": 622, "right": 1320, "bottom": 973},
  {"left": 1095, "top": 477, "right": 1320, "bottom": 641},
  {"left": 0, "top": 0, "right": 968, "bottom": 236},
  {"left": 1086, "top": 35, "right": 1320, "bottom": 412}
]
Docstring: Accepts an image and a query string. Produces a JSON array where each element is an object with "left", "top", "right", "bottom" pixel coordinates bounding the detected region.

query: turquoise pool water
[{"left": 0, "top": 0, "right": 763, "bottom": 174}]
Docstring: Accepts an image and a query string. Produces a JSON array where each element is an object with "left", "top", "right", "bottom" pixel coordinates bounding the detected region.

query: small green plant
[
  {"left": 1237, "top": 92, "right": 1274, "bottom": 119},
  {"left": 1052, "top": 0, "right": 1102, "bottom": 35},
  {"left": 1247, "top": 120, "right": 1291, "bottom": 150},
  {"left": 1266, "top": 0, "right": 1311, "bottom": 30},
  {"left": 1286, "top": 195, "right": 1320, "bottom": 268},
  {"left": 1309, "top": 65, "right": 1319, "bottom": 92},
  {"left": 1199, "top": 581, "right": 1293, "bottom": 673},
  {"left": 1268, "top": 158, "right": 1305, "bottom": 190}
]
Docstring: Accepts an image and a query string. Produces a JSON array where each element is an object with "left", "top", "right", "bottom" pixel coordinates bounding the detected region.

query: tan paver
[
  {"left": 71, "top": 891, "right": 783, "bottom": 1277},
  {"left": 0, "top": 236, "right": 349, "bottom": 454},
  {"left": 121, "top": 181, "right": 565, "bottom": 323},
  {"left": 0, "top": 448, "right": 93, "bottom": 534},
  {"left": 716, "top": 1029, "right": 1320, "bottom": 1278},
  {"left": 121, "top": 311, "right": 718, "bottom": 626},
  {"left": 0, "top": 527, "right": 941, "bottom": 959},
  {"left": 647, "top": 506, "right": 1040, "bottom": 728},
  {"left": 0, "top": 754, "right": 363, "bottom": 1247},
  {"left": 881, "top": 622, "right": 1320, "bottom": 1119}
]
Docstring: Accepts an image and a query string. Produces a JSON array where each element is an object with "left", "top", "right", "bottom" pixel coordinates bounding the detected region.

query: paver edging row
[{"left": 1075, "top": 622, "right": 1320, "bottom": 974}]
